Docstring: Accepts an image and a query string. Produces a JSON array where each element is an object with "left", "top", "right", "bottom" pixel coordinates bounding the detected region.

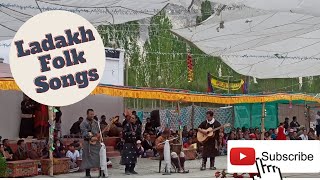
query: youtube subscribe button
[{"left": 227, "top": 140, "right": 320, "bottom": 173}]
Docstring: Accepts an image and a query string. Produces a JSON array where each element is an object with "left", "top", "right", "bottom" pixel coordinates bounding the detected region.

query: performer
[
  {"left": 121, "top": 114, "right": 141, "bottom": 175},
  {"left": 80, "top": 109, "right": 105, "bottom": 178},
  {"left": 19, "top": 94, "right": 35, "bottom": 138},
  {"left": 155, "top": 128, "right": 189, "bottom": 173},
  {"left": 198, "top": 110, "right": 221, "bottom": 170}
]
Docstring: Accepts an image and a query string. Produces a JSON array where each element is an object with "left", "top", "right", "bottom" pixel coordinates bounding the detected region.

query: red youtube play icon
[{"left": 230, "top": 147, "right": 255, "bottom": 165}]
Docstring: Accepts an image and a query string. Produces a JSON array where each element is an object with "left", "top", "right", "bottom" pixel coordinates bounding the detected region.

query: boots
[
  {"left": 125, "top": 165, "right": 130, "bottom": 175},
  {"left": 99, "top": 170, "right": 106, "bottom": 178},
  {"left": 200, "top": 158, "right": 207, "bottom": 171},
  {"left": 171, "top": 158, "right": 180, "bottom": 171},
  {"left": 129, "top": 164, "right": 138, "bottom": 174},
  {"left": 210, "top": 157, "right": 216, "bottom": 170},
  {"left": 85, "top": 169, "right": 91, "bottom": 178},
  {"left": 179, "top": 157, "right": 189, "bottom": 173}
]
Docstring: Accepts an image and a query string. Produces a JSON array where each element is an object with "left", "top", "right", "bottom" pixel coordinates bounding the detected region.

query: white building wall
[{"left": 0, "top": 48, "right": 125, "bottom": 138}]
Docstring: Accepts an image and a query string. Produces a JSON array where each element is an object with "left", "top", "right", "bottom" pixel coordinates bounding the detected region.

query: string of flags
[{"left": 187, "top": 50, "right": 194, "bottom": 82}]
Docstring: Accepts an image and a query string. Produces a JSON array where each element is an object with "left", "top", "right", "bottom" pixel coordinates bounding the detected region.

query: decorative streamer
[
  {"left": 208, "top": 73, "right": 244, "bottom": 91},
  {"left": 186, "top": 50, "right": 194, "bottom": 82}
]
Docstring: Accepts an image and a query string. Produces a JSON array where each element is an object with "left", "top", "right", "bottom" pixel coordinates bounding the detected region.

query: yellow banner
[{"left": 211, "top": 76, "right": 244, "bottom": 91}]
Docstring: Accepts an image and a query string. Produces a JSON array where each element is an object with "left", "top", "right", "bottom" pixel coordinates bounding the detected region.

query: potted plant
[{"left": 0, "top": 157, "right": 7, "bottom": 177}]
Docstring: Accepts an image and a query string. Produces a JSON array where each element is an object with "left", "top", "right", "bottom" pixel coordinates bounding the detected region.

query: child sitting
[
  {"left": 136, "top": 140, "right": 144, "bottom": 158},
  {"left": 66, "top": 143, "right": 80, "bottom": 172}
]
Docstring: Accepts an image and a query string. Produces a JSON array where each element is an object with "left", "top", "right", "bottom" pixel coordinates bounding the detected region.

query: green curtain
[{"left": 234, "top": 103, "right": 278, "bottom": 130}]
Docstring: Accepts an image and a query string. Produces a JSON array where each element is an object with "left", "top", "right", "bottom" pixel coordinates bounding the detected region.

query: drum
[{"left": 171, "top": 144, "right": 182, "bottom": 155}]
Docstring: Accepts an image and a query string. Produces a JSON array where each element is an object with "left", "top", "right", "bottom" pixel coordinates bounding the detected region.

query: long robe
[
  {"left": 121, "top": 122, "right": 141, "bottom": 165},
  {"left": 276, "top": 126, "right": 286, "bottom": 140},
  {"left": 80, "top": 119, "right": 101, "bottom": 169},
  {"left": 34, "top": 103, "right": 49, "bottom": 139},
  {"left": 198, "top": 120, "right": 221, "bottom": 158},
  {"left": 19, "top": 100, "right": 35, "bottom": 138}
]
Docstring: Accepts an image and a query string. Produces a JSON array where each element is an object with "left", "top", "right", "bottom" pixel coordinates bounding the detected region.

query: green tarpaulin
[{"left": 234, "top": 103, "right": 279, "bottom": 130}]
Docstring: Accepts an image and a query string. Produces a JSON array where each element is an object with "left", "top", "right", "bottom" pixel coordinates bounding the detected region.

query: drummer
[{"left": 155, "top": 128, "right": 189, "bottom": 173}]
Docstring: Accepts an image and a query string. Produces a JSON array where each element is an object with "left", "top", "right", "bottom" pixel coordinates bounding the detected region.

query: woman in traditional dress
[
  {"left": 19, "top": 94, "right": 35, "bottom": 138},
  {"left": 121, "top": 114, "right": 141, "bottom": 175},
  {"left": 276, "top": 123, "right": 287, "bottom": 140},
  {"left": 34, "top": 103, "right": 49, "bottom": 139}
]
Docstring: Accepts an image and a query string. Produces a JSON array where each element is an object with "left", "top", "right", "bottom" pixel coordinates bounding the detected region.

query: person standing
[
  {"left": 34, "top": 102, "right": 49, "bottom": 139},
  {"left": 290, "top": 116, "right": 300, "bottom": 131},
  {"left": 19, "top": 94, "right": 35, "bottom": 138},
  {"left": 198, "top": 111, "right": 221, "bottom": 170},
  {"left": 284, "top": 117, "right": 289, "bottom": 130},
  {"left": 54, "top": 107, "right": 62, "bottom": 138},
  {"left": 70, "top": 117, "right": 83, "bottom": 137},
  {"left": 80, "top": 109, "right": 105, "bottom": 178},
  {"left": 121, "top": 114, "right": 141, "bottom": 175},
  {"left": 276, "top": 123, "right": 287, "bottom": 140}
]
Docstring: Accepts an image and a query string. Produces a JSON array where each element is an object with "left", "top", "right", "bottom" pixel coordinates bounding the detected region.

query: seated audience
[
  {"left": 53, "top": 139, "right": 65, "bottom": 158},
  {"left": 2, "top": 139, "right": 13, "bottom": 159},
  {"left": 308, "top": 129, "right": 316, "bottom": 140},
  {"left": 142, "top": 134, "right": 156, "bottom": 157},
  {"left": 264, "top": 132, "right": 272, "bottom": 140},
  {"left": 41, "top": 145, "right": 49, "bottom": 159},
  {"left": 14, "top": 139, "right": 28, "bottom": 160},
  {"left": 136, "top": 140, "right": 144, "bottom": 158},
  {"left": 144, "top": 118, "right": 155, "bottom": 135},
  {"left": 299, "top": 129, "right": 308, "bottom": 140},
  {"left": 183, "top": 138, "right": 193, "bottom": 149},
  {"left": 28, "top": 143, "right": 41, "bottom": 160},
  {"left": 0, "top": 143, "right": 13, "bottom": 160},
  {"left": 66, "top": 143, "right": 80, "bottom": 172},
  {"left": 70, "top": 117, "right": 83, "bottom": 137}
]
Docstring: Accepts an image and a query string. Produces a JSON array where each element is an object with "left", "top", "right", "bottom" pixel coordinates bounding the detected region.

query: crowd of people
[
  {"left": 0, "top": 137, "right": 86, "bottom": 173},
  {"left": 2, "top": 102, "right": 320, "bottom": 177}
]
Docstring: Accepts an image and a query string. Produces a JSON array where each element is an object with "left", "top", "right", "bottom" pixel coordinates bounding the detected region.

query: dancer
[
  {"left": 198, "top": 110, "right": 221, "bottom": 170},
  {"left": 121, "top": 114, "right": 141, "bottom": 175},
  {"left": 80, "top": 109, "right": 105, "bottom": 178}
]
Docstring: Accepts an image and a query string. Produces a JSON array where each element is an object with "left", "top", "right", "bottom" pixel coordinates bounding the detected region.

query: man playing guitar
[{"left": 198, "top": 110, "right": 221, "bottom": 170}]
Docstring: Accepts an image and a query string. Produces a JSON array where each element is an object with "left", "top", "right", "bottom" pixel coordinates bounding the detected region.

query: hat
[{"left": 136, "top": 140, "right": 141, "bottom": 144}]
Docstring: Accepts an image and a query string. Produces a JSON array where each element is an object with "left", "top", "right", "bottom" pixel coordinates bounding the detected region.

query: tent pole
[
  {"left": 48, "top": 106, "right": 55, "bottom": 177},
  {"left": 191, "top": 103, "right": 195, "bottom": 130},
  {"left": 261, "top": 103, "right": 265, "bottom": 140},
  {"left": 177, "top": 101, "right": 183, "bottom": 150}
]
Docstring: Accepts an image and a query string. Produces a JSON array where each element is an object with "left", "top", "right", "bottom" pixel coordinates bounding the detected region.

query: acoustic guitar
[{"left": 197, "top": 123, "right": 231, "bottom": 143}]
